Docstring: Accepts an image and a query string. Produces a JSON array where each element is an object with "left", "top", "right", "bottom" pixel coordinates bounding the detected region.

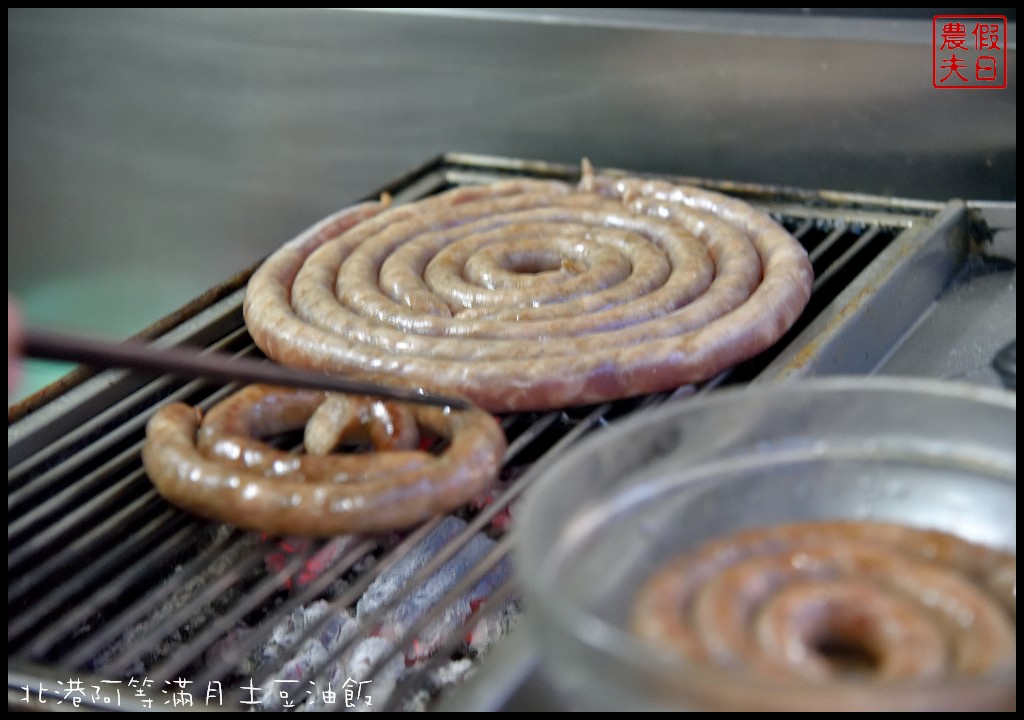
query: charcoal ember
[
  {"left": 356, "top": 516, "right": 512, "bottom": 661},
  {"left": 265, "top": 534, "right": 362, "bottom": 590},
  {"left": 256, "top": 601, "right": 357, "bottom": 711},
  {"left": 357, "top": 518, "right": 465, "bottom": 622},
  {"left": 469, "top": 489, "right": 514, "bottom": 532},
  {"left": 205, "top": 601, "right": 341, "bottom": 679}
]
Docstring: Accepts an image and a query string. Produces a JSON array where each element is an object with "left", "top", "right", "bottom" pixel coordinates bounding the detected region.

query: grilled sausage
[
  {"left": 631, "top": 520, "right": 1016, "bottom": 683},
  {"left": 142, "top": 385, "right": 507, "bottom": 536},
  {"left": 242, "top": 165, "right": 814, "bottom": 412}
]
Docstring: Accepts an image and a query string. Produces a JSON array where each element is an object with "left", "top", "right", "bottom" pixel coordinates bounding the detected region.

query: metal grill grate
[{"left": 9, "top": 154, "right": 959, "bottom": 712}]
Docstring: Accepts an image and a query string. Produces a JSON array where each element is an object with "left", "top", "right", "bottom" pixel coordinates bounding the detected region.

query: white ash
[
  {"left": 255, "top": 601, "right": 357, "bottom": 711},
  {"left": 466, "top": 594, "right": 521, "bottom": 656},
  {"left": 251, "top": 617, "right": 405, "bottom": 712},
  {"left": 300, "top": 636, "right": 405, "bottom": 712},
  {"left": 245, "top": 516, "right": 517, "bottom": 711},
  {"left": 207, "top": 534, "right": 367, "bottom": 680},
  {"left": 399, "top": 658, "right": 477, "bottom": 712}
]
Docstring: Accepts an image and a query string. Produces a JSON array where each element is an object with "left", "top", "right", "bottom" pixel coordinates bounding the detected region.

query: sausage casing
[
  {"left": 142, "top": 385, "right": 507, "bottom": 536},
  {"left": 243, "top": 168, "right": 814, "bottom": 412}
]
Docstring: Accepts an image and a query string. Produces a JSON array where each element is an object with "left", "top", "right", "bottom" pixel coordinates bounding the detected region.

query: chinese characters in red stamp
[{"left": 933, "top": 15, "right": 1007, "bottom": 89}]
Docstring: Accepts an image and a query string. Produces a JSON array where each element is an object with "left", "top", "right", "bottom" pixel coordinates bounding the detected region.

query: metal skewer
[{"left": 22, "top": 327, "right": 472, "bottom": 410}]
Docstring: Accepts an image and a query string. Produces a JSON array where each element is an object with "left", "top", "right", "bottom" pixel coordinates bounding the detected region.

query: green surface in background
[
  {"left": 12, "top": 358, "right": 78, "bottom": 404},
  {"left": 9, "top": 269, "right": 202, "bottom": 407}
]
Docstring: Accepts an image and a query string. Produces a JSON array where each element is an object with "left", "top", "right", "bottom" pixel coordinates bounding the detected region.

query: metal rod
[{"left": 23, "top": 327, "right": 471, "bottom": 410}]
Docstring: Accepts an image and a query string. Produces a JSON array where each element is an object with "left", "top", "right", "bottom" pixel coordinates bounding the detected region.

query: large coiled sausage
[{"left": 242, "top": 164, "right": 814, "bottom": 412}]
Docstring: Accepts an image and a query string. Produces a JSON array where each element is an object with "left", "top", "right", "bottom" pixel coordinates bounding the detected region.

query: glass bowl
[{"left": 515, "top": 377, "right": 1016, "bottom": 711}]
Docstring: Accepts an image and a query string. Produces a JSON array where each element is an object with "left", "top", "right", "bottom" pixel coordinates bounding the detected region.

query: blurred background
[{"left": 7, "top": 8, "right": 1016, "bottom": 403}]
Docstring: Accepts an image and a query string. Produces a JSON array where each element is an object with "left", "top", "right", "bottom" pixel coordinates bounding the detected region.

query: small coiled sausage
[{"left": 142, "top": 385, "right": 507, "bottom": 536}]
